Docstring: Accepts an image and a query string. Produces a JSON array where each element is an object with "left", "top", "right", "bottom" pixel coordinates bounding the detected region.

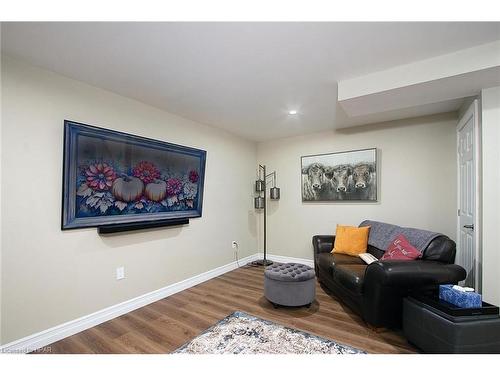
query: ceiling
[{"left": 2, "top": 22, "right": 500, "bottom": 141}]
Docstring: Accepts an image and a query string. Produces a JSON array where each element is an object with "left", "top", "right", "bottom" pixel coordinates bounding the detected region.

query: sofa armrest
[
  {"left": 364, "top": 260, "right": 466, "bottom": 288},
  {"left": 362, "top": 260, "right": 466, "bottom": 328},
  {"left": 312, "top": 235, "right": 335, "bottom": 255}
]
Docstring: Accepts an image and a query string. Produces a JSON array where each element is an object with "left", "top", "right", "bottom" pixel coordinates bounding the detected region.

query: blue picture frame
[{"left": 62, "top": 120, "right": 206, "bottom": 230}]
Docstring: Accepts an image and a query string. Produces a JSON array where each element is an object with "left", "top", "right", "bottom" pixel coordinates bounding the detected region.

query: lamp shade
[
  {"left": 270, "top": 187, "right": 280, "bottom": 200},
  {"left": 254, "top": 196, "right": 265, "bottom": 209},
  {"left": 255, "top": 180, "right": 265, "bottom": 192}
]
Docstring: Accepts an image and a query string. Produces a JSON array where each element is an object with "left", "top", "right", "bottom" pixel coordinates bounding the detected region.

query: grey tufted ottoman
[{"left": 264, "top": 263, "right": 316, "bottom": 308}]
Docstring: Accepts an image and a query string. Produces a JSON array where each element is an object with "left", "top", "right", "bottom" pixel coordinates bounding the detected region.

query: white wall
[
  {"left": 481, "top": 86, "right": 500, "bottom": 306},
  {"left": 0, "top": 35, "right": 3, "bottom": 344},
  {"left": 257, "top": 113, "right": 458, "bottom": 260},
  {"left": 0, "top": 54, "right": 471, "bottom": 345},
  {"left": 0, "top": 56, "right": 258, "bottom": 344}
]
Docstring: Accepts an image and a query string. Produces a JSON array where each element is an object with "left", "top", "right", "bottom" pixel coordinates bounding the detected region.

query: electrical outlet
[
  {"left": 116, "top": 266, "right": 125, "bottom": 280},
  {"left": 233, "top": 241, "right": 240, "bottom": 266}
]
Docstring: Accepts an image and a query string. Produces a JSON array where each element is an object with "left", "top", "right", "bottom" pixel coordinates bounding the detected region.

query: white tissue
[{"left": 452, "top": 285, "right": 475, "bottom": 292}]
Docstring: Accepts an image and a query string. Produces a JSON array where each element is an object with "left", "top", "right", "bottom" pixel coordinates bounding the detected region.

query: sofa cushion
[
  {"left": 367, "top": 245, "right": 385, "bottom": 259},
  {"left": 317, "top": 252, "right": 364, "bottom": 274},
  {"left": 423, "top": 235, "right": 456, "bottom": 263},
  {"left": 333, "top": 264, "right": 367, "bottom": 295}
]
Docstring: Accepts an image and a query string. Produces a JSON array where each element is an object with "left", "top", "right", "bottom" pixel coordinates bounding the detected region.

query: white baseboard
[
  {"left": 260, "top": 253, "right": 314, "bottom": 268},
  {"left": 0, "top": 253, "right": 259, "bottom": 354},
  {"left": 0, "top": 252, "right": 314, "bottom": 353}
]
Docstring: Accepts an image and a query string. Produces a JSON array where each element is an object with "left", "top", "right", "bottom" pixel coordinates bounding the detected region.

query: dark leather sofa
[{"left": 313, "top": 229, "right": 466, "bottom": 328}]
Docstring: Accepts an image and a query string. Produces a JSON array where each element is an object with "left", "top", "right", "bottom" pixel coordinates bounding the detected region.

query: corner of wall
[
  {"left": 255, "top": 114, "right": 458, "bottom": 259},
  {"left": 0, "top": 47, "right": 3, "bottom": 347},
  {"left": 480, "top": 86, "right": 500, "bottom": 306},
  {"left": 0, "top": 56, "right": 259, "bottom": 344}
]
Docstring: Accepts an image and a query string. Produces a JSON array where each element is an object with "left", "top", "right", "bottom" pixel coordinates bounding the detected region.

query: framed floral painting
[{"left": 62, "top": 120, "right": 206, "bottom": 230}]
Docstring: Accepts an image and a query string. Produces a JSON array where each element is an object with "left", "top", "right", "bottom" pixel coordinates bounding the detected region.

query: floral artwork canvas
[{"left": 62, "top": 121, "right": 206, "bottom": 229}]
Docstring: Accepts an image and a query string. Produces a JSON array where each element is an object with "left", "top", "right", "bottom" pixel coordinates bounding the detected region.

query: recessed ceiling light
[{"left": 288, "top": 110, "right": 298, "bottom": 115}]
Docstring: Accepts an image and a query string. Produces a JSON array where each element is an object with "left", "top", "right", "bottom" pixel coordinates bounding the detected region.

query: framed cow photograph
[{"left": 301, "top": 148, "right": 377, "bottom": 202}]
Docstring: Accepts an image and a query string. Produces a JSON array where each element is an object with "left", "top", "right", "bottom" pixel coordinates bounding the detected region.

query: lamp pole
[
  {"left": 253, "top": 164, "right": 279, "bottom": 266},
  {"left": 263, "top": 165, "right": 267, "bottom": 263}
]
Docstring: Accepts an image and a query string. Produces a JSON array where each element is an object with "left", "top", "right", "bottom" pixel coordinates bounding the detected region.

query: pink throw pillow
[{"left": 381, "top": 234, "right": 422, "bottom": 261}]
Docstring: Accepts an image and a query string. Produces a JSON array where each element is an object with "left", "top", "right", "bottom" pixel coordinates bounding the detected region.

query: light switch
[{"left": 116, "top": 266, "right": 125, "bottom": 280}]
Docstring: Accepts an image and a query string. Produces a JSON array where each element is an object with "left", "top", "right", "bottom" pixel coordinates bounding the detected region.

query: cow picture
[{"left": 301, "top": 148, "right": 377, "bottom": 201}]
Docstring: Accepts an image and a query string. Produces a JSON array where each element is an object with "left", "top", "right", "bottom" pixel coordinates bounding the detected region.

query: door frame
[{"left": 456, "top": 98, "right": 482, "bottom": 291}]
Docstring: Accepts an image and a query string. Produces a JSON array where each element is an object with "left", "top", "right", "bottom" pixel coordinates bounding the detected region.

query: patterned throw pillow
[{"left": 381, "top": 234, "right": 421, "bottom": 261}]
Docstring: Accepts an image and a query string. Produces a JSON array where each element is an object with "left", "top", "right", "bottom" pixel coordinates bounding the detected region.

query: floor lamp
[{"left": 253, "top": 164, "right": 280, "bottom": 266}]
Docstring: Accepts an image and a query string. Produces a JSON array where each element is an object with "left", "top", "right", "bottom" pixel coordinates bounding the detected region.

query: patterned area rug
[{"left": 173, "top": 311, "right": 365, "bottom": 354}]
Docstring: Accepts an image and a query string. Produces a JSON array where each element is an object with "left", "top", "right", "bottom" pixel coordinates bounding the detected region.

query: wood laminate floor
[{"left": 37, "top": 265, "right": 417, "bottom": 354}]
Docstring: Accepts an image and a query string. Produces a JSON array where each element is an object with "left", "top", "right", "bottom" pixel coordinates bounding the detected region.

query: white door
[{"left": 457, "top": 99, "right": 480, "bottom": 289}]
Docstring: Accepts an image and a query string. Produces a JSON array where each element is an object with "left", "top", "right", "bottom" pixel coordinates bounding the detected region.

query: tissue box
[{"left": 439, "top": 284, "right": 482, "bottom": 308}]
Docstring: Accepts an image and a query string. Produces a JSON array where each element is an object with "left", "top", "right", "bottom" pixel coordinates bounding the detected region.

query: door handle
[{"left": 463, "top": 224, "right": 474, "bottom": 230}]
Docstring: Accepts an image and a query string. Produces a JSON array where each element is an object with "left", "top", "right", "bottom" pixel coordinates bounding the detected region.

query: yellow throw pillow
[{"left": 331, "top": 225, "right": 370, "bottom": 256}]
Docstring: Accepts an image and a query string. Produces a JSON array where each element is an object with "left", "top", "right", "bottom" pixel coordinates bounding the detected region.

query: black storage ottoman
[{"left": 403, "top": 297, "right": 500, "bottom": 353}]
